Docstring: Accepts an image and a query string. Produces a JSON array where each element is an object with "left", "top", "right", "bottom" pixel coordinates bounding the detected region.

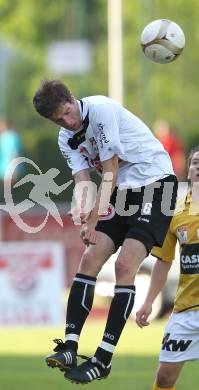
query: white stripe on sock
[
  {"left": 124, "top": 292, "right": 133, "bottom": 320},
  {"left": 65, "top": 333, "right": 79, "bottom": 342},
  {"left": 100, "top": 340, "right": 115, "bottom": 353},
  {"left": 114, "top": 288, "right": 135, "bottom": 294},
  {"left": 74, "top": 277, "right": 96, "bottom": 286},
  {"left": 82, "top": 284, "right": 90, "bottom": 312}
]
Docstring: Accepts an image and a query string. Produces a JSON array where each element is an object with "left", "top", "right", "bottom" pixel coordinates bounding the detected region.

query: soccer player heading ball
[{"left": 33, "top": 80, "right": 178, "bottom": 384}]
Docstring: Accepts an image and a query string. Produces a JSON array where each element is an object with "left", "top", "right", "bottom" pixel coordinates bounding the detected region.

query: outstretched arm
[{"left": 136, "top": 259, "right": 172, "bottom": 328}]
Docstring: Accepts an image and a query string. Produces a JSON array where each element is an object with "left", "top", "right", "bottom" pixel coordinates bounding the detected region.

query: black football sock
[
  {"left": 95, "top": 284, "right": 135, "bottom": 365},
  {"left": 65, "top": 273, "right": 96, "bottom": 352}
]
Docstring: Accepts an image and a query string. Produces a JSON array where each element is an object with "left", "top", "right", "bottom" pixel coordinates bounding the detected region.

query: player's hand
[
  {"left": 80, "top": 221, "right": 97, "bottom": 246},
  {"left": 67, "top": 207, "right": 90, "bottom": 226},
  {"left": 136, "top": 302, "right": 152, "bottom": 328}
]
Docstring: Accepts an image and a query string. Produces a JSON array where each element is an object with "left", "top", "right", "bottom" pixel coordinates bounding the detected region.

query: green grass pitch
[{"left": 0, "top": 319, "right": 197, "bottom": 390}]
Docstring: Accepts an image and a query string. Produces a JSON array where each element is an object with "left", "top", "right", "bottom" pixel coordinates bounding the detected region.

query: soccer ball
[{"left": 141, "top": 19, "right": 185, "bottom": 64}]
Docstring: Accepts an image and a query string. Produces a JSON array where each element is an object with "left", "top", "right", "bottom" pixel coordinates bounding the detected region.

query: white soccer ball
[{"left": 141, "top": 19, "right": 185, "bottom": 64}]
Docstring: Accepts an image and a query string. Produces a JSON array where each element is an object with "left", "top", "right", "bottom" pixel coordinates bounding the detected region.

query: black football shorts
[{"left": 95, "top": 174, "right": 178, "bottom": 254}]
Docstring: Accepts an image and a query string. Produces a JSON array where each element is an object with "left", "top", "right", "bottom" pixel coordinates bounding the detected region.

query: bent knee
[
  {"left": 115, "top": 257, "right": 134, "bottom": 282},
  {"left": 78, "top": 248, "right": 104, "bottom": 276}
]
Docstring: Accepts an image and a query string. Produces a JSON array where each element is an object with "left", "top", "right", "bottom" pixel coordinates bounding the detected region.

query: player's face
[
  {"left": 188, "top": 151, "right": 199, "bottom": 183},
  {"left": 51, "top": 99, "right": 82, "bottom": 131}
]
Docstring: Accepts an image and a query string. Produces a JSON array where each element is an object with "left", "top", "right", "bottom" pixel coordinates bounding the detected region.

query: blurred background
[{"left": 0, "top": 1, "right": 198, "bottom": 389}]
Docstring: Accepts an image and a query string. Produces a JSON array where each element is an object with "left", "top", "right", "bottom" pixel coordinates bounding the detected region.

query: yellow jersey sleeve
[{"left": 151, "top": 225, "right": 177, "bottom": 262}]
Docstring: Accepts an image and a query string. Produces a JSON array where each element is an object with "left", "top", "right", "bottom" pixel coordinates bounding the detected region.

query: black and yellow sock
[{"left": 152, "top": 383, "right": 176, "bottom": 390}]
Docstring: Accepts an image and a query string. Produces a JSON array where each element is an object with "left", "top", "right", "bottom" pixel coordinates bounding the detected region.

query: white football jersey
[{"left": 58, "top": 95, "right": 174, "bottom": 188}]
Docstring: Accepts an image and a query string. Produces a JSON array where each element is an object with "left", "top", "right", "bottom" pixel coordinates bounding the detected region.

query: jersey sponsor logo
[
  {"left": 176, "top": 226, "right": 188, "bottom": 243},
  {"left": 181, "top": 254, "right": 199, "bottom": 263},
  {"left": 162, "top": 332, "right": 192, "bottom": 352},
  {"left": 180, "top": 243, "right": 199, "bottom": 274},
  {"left": 97, "top": 122, "right": 110, "bottom": 148}
]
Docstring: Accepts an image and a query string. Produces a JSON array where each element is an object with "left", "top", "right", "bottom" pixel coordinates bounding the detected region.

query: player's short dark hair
[
  {"left": 187, "top": 145, "right": 199, "bottom": 168},
  {"left": 33, "top": 80, "right": 73, "bottom": 118}
]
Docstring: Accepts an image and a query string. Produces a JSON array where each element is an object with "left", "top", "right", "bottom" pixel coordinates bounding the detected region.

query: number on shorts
[{"left": 142, "top": 202, "right": 152, "bottom": 215}]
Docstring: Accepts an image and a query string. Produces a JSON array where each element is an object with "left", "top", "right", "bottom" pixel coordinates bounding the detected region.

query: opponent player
[
  {"left": 33, "top": 80, "right": 177, "bottom": 384},
  {"left": 136, "top": 146, "right": 199, "bottom": 390}
]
